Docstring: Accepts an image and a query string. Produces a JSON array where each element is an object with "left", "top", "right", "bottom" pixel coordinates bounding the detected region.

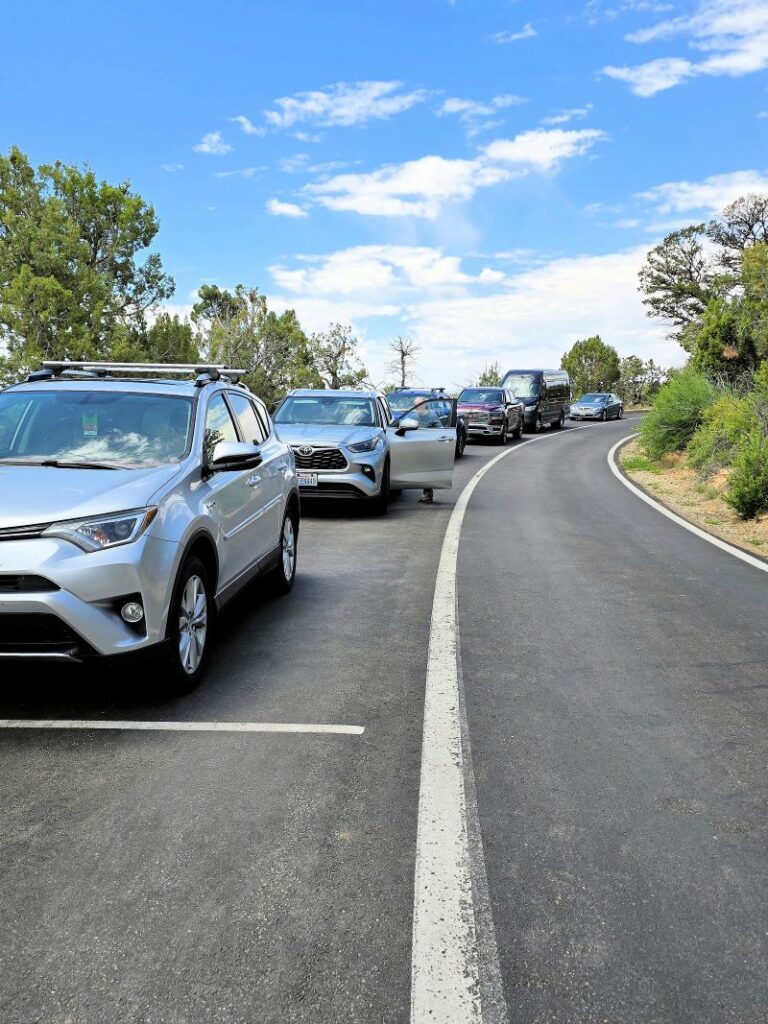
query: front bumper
[
  {"left": 570, "top": 410, "right": 600, "bottom": 419},
  {"left": 297, "top": 451, "right": 385, "bottom": 501},
  {"left": 466, "top": 422, "right": 505, "bottom": 436},
  {"left": 0, "top": 533, "right": 180, "bottom": 661}
]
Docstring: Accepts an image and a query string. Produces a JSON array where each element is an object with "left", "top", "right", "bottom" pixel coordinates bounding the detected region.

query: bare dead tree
[{"left": 387, "top": 335, "right": 420, "bottom": 388}]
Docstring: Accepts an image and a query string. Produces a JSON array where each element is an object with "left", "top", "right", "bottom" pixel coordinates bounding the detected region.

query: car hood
[
  {"left": 0, "top": 463, "right": 183, "bottom": 528},
  {"left": 275, "top": 424, "right": 383, "bottom": 447}
]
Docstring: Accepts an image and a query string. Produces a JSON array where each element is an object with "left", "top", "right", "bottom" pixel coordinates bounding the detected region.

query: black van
[{"left": 500, "top": 369, "right": 571, "bottom": 432}]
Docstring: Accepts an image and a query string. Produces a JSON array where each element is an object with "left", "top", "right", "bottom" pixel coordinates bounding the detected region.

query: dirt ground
[{"left": 619, "top": 439, "right": 768, "bottom": 560}]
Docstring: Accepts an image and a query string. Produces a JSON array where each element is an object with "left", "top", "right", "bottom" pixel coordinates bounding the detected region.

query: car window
[
  {"left": 403, "top": 398, "right": 451, "bottom": 429},
  {"left": 204, "top": 393, "right": 238, "bottom": 461},
  {"left": 228, "top": 392, "right": 267, "bottom": 445}
]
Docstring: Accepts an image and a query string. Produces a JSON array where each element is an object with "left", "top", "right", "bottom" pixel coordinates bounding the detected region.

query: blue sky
[{"left": 2, "top": 0, "right": 767, "bottom": 386}]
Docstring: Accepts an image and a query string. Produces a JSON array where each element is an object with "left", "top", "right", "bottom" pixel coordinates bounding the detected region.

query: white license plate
[{"left": 298, "top": 472, "right": 318, "bottom": 487}]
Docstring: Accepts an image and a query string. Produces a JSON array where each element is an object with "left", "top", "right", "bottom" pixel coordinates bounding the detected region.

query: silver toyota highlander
[
  {"left": 0, "top": 361, "right": 300, "bottom": 689},
  {"left": 272, "top": 389, "right": 456, "bottom": 512}
]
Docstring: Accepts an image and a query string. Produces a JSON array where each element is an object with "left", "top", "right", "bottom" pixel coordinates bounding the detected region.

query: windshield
[
  {"left": 387, "top": 392, "right": 427, "bottom": 412},
  {"left": 503, "top": 374, "right": 540, "bottom": 399},
  {"left": 458, "top": 389, "right": 503, "bottom": 405},
  {"left": 274, "top": 395, "right": 377, "bottom": 427},
  {"left": 0, "top": 390, "right": 193, "bottom": 469},
  {"left": 578, "top": 394, "right": 607, "bottom": 404}
]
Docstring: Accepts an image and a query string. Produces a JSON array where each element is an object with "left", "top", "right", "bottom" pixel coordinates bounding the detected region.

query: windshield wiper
[{"left": 0, "top": 458, "right": 120, "bottom": 470}]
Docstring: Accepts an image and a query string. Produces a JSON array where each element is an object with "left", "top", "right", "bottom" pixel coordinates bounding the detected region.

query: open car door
[{"left": 386, "top": 397, "right": 456, "bottom": 490}]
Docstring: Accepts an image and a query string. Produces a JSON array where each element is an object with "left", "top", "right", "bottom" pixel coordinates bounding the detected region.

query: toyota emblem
[{"left": 297, "top": 445, "right": 314, "bottom": 457}]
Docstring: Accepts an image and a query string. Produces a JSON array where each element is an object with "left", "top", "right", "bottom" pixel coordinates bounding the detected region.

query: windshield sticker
[{"left": 82, "top": 411, "right": 98, "bottom": 437}]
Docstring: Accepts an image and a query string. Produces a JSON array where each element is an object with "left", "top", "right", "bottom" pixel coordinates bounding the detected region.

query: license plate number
[{"left": 298, "top": 472, "right": 318, "bottom": 487}]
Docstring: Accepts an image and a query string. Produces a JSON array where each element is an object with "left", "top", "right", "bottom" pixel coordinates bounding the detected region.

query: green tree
[
  {"left": 561, "top": 336, "right": 620, "bottom": 396},
  {"left": 686, "top": 298, "right": 753, "bottom": 378},
  {"left": 311, "top": 322, "right": 367, "bottom": 389},
  {"left": 192, "top": 285, "right": 320, "bottom": 407},
  {"left": 0, "top": 146, "right": 174, "bottom": 377},
  {"left": 476, "top": 361, "right": 501, "bottom": 386}
]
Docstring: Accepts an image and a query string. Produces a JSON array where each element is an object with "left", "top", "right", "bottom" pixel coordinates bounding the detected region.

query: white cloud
[
  {"left": 637, "top": 169, "right": 768, "bottom": 213},
  {"left": 214, "top": 166, "right": 264, "bottom": 179},
  {"left": 542, "top": 103, "right": 594, "bottom": 125},
  {"left": 230, "top": 115, "right": 266, "bottom": 136},
  {"left": 266, "top": 198, "right": 309, "bottom": 218},
  {"left": 492, "top": 23, "right": 537, "bottom": 43},
  {"left": 193, "top": 131, "right": 233, "bottom": 155},
  {"left": 304, "top": 128, "right": 606, "bottom": 218},
  {"left": 438, "top": 94, "right": 526, "bottom": 135},
  {"left": 604, "top": 0, "right": 768, "bottom": 95},
  {"left": 264, "top": 81, "right": 429, "bottom": 129},
  {"left": 160, "top": 163, "right": 184, "bottom": 173},
  {"left": 266, "top": 243, "right": 681, "bottom": 387}
]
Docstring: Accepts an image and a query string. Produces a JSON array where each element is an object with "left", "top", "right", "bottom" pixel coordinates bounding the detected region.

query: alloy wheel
[
  {"left": 282, "top": 515, "right": 296, "bottom": 581},
  {"left": 178, "top": 574, "right": 208, "bottom": 675}
]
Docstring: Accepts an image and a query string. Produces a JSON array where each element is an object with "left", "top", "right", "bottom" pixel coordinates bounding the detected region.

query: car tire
[
  {"left": 552, "top": 410, "right": 565, "bottom": 430},
  {"left": 267, "top": 505, "right": 299, "bottom": 595},
  {"left": 370, "top": 459, "right": 390, "bottom": 515},
  {"left": 618, "top": 407, "right": 624, "bottom": 419},
  {"left": 162, "top": 555, "right": 214, "bottom": 693},
  {"left": 529, "top": 413, "right": 542, "bottom": 433},
  {"left": 513, "top": 417, "right": 523, "bottom": 439},
  {"left": 455, "top": 428, "right": 467, "bottom": 459},
  {"left": 601, "top": 410, "right": 607, "bottom": 421},
  {"left": 496, "top": 422, "right": 508, "bottom": 446}
]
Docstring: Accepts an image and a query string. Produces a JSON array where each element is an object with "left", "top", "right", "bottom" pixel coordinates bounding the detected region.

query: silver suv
[
  {"left": 0, "top": 362, "right": 300, "bottom": 689},
  {"left": 273, "top": 389, "right": 456, "bottom": 512}
]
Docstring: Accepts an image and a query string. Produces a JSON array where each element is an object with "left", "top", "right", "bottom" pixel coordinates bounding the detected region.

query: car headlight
[
  {"left": 346, "top": 435, "right": 382, "bottom": 454},
  {"left": 43, "top": 508, "right": 158, "bottom": 552}
]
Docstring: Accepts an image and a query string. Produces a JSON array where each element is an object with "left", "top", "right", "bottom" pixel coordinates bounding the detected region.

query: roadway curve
[{"left": 0, "top": 418, "right": 766, "bottom": 1023}]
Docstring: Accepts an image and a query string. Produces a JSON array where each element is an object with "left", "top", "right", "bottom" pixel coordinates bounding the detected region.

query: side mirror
[
  {"left": 210, "top": 440, "right": 262, "bottom": 472},
  {"left": 395, "top": 417, "right": 419, "bottom": 436}
]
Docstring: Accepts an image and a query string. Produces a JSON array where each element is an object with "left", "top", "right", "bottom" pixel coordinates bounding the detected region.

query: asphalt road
[{"left": 1, "top": 417, "right": 766, "bottom": 1023}]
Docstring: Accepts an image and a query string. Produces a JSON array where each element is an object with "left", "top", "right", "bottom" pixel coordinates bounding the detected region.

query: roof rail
[{"left": 36, "top": 361, "right": 247, "bottom": 385}]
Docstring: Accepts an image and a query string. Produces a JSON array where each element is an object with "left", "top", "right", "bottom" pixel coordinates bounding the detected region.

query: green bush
[
  {"left": 726, "top": 425, "right": 768, "bottom": 519},
  {"left": 687, "top": 392, "right": 752, "bottom": 477},
  {"left": 640, "top": 367, "right": 716, "bottom": 459}
]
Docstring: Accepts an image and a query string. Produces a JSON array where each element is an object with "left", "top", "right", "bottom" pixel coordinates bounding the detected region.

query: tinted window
[
  {"left": 205, "top": 393, "right": 238, "bottom": 461},
  {"left": 274, "top": 395, "right": 376, "bottom": 426},
  {"left": 228, "top": 392, "right": 267, "bottom": 444},
  {"left": 503, "top": 374, "right": 540, "bottom": 398},
  {"left": 458, "top": 389, "right": 503, "bottom": 404}
]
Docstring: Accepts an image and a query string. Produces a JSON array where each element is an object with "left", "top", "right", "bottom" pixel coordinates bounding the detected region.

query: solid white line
[
  {"left": 0, "top": 720, "right": 365, "bottom": 734},
  {"left": 608, "top": 434, "right": 768, "bottom": 575},
  {"left": 411, "top": 426, "right": 590, "bottom": 1023}
]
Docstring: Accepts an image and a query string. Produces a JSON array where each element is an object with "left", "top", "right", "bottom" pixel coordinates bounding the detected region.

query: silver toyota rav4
[
  {"left": 273, "top": 388, "right": 456, "bottom": 512},
  {"left": 0, "top": 361, "right": 300, "bottom": 689}
]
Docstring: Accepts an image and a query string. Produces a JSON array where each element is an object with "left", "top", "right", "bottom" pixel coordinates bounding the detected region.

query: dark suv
[
  {"left": 457, "top": 387, "right": 524, "bottom": 444},
  {"left": 387, "top": 388, "right": 468, "bottom": 458}
]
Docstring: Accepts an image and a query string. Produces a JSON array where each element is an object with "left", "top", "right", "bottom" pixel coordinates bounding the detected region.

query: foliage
[
  {"left": 686, "top": 299, "right": 753, "bottom": 378},
  {"left": 560, "top": 335, "right": 620, "bottom": 396},
  {"left": 622, "top": 453, "right": 664, "bottom": 475},
  {"left": 707, "top": 194, "right": 768, "bottom": 272},
  {"left": 310, "top": 322, "right": 367, "bottom": 390},
  {"left": 476, "top": 361, "right": 501, "bottom": 386},
  {"left": 192, "top": 285, "right": 321, "bottom": 407},
  {"left": 687, "top": 392, "right": 752, "bottom": 477},
  {"left": 615, "top": 355, "right": 665, "bottom": 406},
  {"left": 387, "top": 335, "right": 419, "bottom": 388},
  {"left": 640, "top": 366, "right": 716, "bottom": 459},
  {"left": 725, "top": 425, "right": 768, "bottom": 519},
  {"left": 0, "top": 146, "right": 173, "bottom": 377}
]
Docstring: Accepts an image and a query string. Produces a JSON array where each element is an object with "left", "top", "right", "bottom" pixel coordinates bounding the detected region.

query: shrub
[
  {"left": 687, "top": 392, "right": 752, "bottom": 477},
  {"left": 726, "top": 426, "right": 768, "bottom": 519},
  {"left": 640, "top": 367, "right": 716, "bottom": 459}
]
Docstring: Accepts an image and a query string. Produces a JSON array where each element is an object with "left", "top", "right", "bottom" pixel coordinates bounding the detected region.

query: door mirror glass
[{"left": 210, "top": 440, "right": 262, "bottom": 471}]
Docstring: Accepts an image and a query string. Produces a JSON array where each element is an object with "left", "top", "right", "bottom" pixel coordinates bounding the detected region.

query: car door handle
[{"left": 246, "top": 474, "right": 262, "bottom": 487}]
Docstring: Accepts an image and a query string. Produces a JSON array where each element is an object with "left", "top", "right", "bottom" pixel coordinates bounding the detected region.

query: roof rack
[{"left": 33, "top": 361, "right": 247, "bottom": 387}]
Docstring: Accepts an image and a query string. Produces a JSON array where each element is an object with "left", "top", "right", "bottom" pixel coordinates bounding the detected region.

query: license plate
[{"left": 298, "top": 472, "right": 318, "bottom": 487}]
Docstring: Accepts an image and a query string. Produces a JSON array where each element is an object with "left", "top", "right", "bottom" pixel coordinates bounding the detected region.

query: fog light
[
  {"left": 121, "top": 601, "right": 144, "bottom": 624},
  {"left": 361, "top": 464, "right": 375, "bottom": 481}
]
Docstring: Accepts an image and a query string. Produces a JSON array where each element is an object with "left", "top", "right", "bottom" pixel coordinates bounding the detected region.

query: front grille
[
  {"left": 292, "top": 447, "right": 348, "bottom": 470},
  {"left": 0, "top": 522, "right": 52, "bottom": 542},
  {"left": 0, "top": 575, "right": 59, "bottom": 593},
  {"left": 0, "top": 613, "right": 95, "bottom": 657}
]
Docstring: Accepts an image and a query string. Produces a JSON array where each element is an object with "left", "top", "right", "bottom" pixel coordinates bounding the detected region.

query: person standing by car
[{"left": 412, "top": 396, "right": 443, "bottom": 504}]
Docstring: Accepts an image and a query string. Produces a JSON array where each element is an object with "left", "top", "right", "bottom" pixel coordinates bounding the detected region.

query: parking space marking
[
  {"left": 411, "top": 427, "right": 592, "bottom": 1023},
  {"left": 0, "top": 720, "right": 364, "bottom": 734}
]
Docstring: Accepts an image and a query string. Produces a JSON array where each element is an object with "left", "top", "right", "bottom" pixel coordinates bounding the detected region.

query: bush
[
  {"left": 687, "top": 392, "right": 752, "bottom": 477},
  {"left": 640, "top": 367, "right": 716, "bottom": 459},
  {"left": 726, "top": 426, "right": 768, "bottom": 519}
]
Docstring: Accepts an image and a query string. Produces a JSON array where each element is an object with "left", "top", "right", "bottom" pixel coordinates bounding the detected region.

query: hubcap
[
  {"left": 178, "top": 574, "right": 207, "bottom": 675},
  {"left": 282, "top": 517, "right": 296, "bottom": 580}
]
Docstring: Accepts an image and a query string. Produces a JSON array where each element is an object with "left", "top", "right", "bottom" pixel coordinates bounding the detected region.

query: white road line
[
  {"left": 608, "top": 434, "right": 768, "bottom": 575},
  {"left": 412, "top": 427, "right": 590, "bottom": 1023},
  {"left": 0, "top": 720, "right": 364, "bottom": 734}
]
